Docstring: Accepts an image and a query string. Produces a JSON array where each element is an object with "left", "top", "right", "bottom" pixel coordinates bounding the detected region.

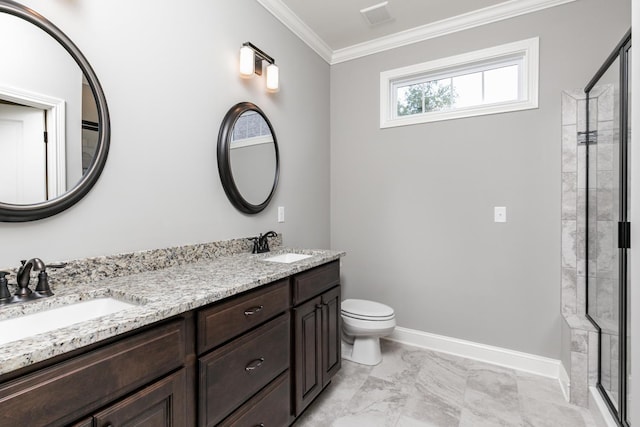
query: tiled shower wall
[
  {"left": 588, "top": 83, "right": 620, "bottom": 405},
  {"left": 561, "top": 86, "right": 618, "bottom": 407}
]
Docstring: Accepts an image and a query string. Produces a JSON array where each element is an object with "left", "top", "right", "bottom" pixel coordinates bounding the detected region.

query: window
[
  {"left": 380, "top": 37, "right": 539, "bottom": 128},
  {"left": 231, "top": 110, "right": 273, "bottom": 149}
]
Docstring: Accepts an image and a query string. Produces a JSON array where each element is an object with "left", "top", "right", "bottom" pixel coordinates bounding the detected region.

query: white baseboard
[{"left": 386, "top": 326, "right": 567, "bottom": 382}]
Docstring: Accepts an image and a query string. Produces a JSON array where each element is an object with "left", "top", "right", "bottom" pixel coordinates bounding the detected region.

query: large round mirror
[
  {"left": 217, "top": 102, "right": 279, "bottom": 214},
  {"left": 0, "top": 0, "right": 110, "bottom": 222}
]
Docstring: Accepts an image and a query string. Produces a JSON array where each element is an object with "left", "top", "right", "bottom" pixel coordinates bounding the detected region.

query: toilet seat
[{"left": 341, "top": 299, "right": 395, "bottom": 321}]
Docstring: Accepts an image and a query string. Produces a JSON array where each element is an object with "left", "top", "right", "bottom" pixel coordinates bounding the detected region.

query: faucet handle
[
  {"left": 0, "top": 272, "right": 12, "bottom": 304},
  {"left": 34, "top": 271, "right": 53, "bottom": 297}
]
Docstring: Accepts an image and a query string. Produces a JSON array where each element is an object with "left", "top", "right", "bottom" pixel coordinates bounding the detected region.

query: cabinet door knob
[
  {"left": 245, "top": 357, "right": 265, "bottom": 372},
  {"left": 244, "top": 305, "right": 264, "bottom": 316},
  {"left": 253, "top": 424, "right": 265, "bottom": 427}
]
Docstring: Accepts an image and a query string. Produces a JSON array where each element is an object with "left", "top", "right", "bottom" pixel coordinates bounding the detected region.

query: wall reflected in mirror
[
  {"left": 0, "top": 10, "right": 100, "bottom": 205},
  {"left": 229, "top": 110, "right": 277, "bottom": 206}
]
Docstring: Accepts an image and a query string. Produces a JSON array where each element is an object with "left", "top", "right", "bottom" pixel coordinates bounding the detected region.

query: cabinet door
[
  {"left": 92, "top": 369, "right": 187, "bottom": 427},
  {"left": 293, "top": 296, "right": 323, "bottom": 415},
  {"left": 321, "top": 286, "right": 341, "bottom": 387}
]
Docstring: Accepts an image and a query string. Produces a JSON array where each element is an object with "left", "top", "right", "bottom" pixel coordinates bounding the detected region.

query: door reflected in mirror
[{"left": 0, "top": 9, "right": 101, "bottom": 205}]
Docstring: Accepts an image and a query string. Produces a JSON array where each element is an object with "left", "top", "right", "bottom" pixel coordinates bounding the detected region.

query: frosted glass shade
[
  {"left": 266, "top": 63, "right": 279, "bottom": 92},
  {"left": 239, "top": 46, "right": 254, "bottom": 76}
]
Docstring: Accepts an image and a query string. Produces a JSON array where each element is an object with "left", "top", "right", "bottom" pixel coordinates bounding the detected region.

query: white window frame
[{"left": 380, "top": 37, "right": 539, "bottom": 128}]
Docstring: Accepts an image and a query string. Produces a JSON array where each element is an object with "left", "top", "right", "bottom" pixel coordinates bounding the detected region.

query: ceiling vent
[{"left": 360, "top": 1, "right": 393, "bottom": 26}]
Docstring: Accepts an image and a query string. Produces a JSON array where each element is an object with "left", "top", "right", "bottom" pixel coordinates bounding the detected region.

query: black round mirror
[
  {"left": 217, "top": 102, "right": 279, "bottom": 214},
  {"left": 0, "top": 0, "right": 110, "bottom": 222}
]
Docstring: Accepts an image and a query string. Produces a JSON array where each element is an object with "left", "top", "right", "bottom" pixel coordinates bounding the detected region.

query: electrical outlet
[
  {"left": 278, "top": 206, "right": 285, "bottom": 223},
  {"left": 494, "top": 206, "right": 507, "bottom": 223}
]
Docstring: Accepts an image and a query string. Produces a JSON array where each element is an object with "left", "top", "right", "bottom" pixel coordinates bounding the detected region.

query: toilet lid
[{"left": 341, "top": 299, "right": 394, "bottom": 320}]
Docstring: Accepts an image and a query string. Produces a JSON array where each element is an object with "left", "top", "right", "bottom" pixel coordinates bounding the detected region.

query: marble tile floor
[{"left": 294, "top": 340, "right": 597, "bottom": 427}]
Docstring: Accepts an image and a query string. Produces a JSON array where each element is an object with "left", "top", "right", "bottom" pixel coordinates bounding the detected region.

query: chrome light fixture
[{"left": 239, "top": 42, "right": 279, "bottom": 92}]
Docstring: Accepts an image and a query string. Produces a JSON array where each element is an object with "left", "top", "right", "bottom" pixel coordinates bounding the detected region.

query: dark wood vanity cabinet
[
  {"left": 198, "top": 262, "right": 342, "bottom": 425},
  {"left": 0, "top": 259, "right": 342, "bottom": 427},
  {"left": 0, "top": 317, "right": 193, "bottom": 427},
  {"left": 292, "top": 261, "right": 341, "bottom": 417}
]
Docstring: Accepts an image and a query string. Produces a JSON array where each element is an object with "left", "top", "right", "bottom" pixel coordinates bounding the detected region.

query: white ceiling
[
  {"left": 280, "top": 0, "right": 506, "bottom": 50},
  {"left": 256, "top": 0, "right": 576, "bottom": 64}
]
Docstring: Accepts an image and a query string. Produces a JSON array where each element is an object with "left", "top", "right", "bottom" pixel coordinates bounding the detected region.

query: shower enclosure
[{"left": 584, "top": 30, "right": 631, "bottom": 426}]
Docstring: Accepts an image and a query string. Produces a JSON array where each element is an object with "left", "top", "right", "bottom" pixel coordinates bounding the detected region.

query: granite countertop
[{"left": 0, "top": 248, "right": 345, "bottom": 376}]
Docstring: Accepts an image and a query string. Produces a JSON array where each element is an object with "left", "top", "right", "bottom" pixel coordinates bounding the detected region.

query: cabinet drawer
[
  {"left": 219, "top": 370, "right": 290, "bottom": 427},
  {"left": 198, "top": 279, "right": 289, "bottom": 354},
  {"left": 199, "top": 313, "right": 290, "bottom": 427},
  {"left": 293, "top": 261, "right": 340, "bottom": 305},
  {"left": 0, "top": 319, "right": 185, "bottom": 427}
]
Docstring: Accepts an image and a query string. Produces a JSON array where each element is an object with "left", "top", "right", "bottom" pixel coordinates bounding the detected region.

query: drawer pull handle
[
  {"left": 244, "top": 305, "right": 264, "bottom": 316},
  {"left": 245, "top": 357, "right": 265, "bottom": 372},
  {"left": 253, "top": 424, "right": 265, "bottom": 427}
]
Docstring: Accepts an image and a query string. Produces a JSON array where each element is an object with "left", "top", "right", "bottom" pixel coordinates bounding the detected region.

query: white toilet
[{"left": 341, "top": 299, "right": 396, "bottom": 366}]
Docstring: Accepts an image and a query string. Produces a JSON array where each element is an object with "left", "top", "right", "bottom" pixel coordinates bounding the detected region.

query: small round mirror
[{"left": 217, "top": 102, "right": 279, "bottom": 214}]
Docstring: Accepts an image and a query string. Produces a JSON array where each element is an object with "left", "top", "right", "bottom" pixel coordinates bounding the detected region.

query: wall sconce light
[{"left": 239, "top": 42, "right": 279, "bottom": 92}]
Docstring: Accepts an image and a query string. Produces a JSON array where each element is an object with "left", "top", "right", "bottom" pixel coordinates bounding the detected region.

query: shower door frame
[{"left": 584, "top": 29, "right": 631, "bottom": 427}]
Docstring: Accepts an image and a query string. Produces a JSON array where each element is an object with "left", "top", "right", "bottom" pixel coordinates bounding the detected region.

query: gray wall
[
  {"left": 330, "top": 0, "right": 630, "bottom": 358},
  {"left": 0, "top": 0, "right": 330, "bottom": 266}
]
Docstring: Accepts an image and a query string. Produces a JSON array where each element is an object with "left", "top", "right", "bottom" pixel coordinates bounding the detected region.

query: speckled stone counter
[{"left": 0, "top": 247, "right": 345, "bottom": 376}]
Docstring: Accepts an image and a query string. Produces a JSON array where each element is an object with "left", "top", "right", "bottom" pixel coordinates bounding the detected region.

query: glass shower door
[
  {"left": 585, "top": 31, "right": 631, "bottom": 426},
  {"left": 625, "top": 45, "right": 631, "bottom": 426},
  {"left": 586, "top": 53, "right": 621, "bottom": 410}
]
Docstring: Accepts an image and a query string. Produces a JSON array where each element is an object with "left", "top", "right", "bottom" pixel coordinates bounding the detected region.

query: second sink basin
[
  {"left": 0, "top": 297, "right": 138, "bottom": 345},
  {"left": 262, "top": 253, "right": 313, "bottom": 263}
]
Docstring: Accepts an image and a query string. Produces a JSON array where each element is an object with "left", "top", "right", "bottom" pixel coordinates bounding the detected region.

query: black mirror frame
[
  {"left": 0, "top": 0, "right": 110, "bottom": 222},
  {"left": 217, "top": 102, "right": 280, "bottom": 214}
]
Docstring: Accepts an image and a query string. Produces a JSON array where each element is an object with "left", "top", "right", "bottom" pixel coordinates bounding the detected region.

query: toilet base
[{"left": 341, "top": 336, "right": 382, "bottom": 366}]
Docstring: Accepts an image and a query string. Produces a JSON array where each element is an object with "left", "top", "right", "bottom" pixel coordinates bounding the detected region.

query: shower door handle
[{"left": 618, "top": 221, "right": 631, "bottom": 249}]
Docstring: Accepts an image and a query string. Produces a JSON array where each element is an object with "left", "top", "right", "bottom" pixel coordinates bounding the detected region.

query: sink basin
[
  {"left": 0, "top": 297, "right": 137, "bottom": 345},
  {"left": 262, "top": 253, "right": 313, "bottom": 263}
]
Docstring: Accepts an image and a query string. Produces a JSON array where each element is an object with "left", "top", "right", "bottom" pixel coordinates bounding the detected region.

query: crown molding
[
  {"left": 256, "top": 0, "right": 576, "bottom": 65},
  {"left": 255, "top": 0, "right": 333, "bottom": 63},
  {"left": 331, "top": 0, "right": 576, "bottom": 64}
]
